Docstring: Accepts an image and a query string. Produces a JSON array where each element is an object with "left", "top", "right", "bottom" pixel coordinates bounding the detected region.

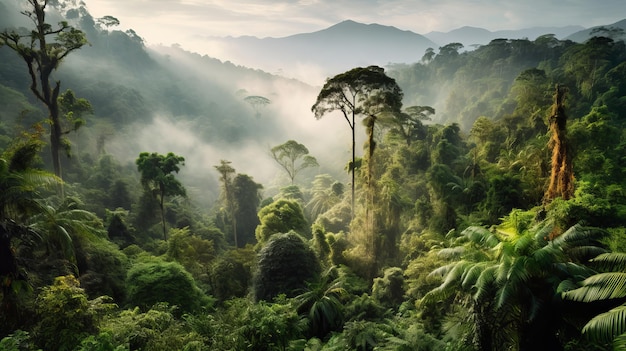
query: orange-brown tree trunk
[{"left": 544, "top": 84, "right": 575, "bottom": 204}]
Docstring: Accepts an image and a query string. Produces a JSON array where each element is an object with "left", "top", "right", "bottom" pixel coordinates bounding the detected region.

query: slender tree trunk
[
  {"left": 365, "top": 115, "right": 377, "bottom": 277},
  {"left": 49, "top": 89, "right": 62, "bottom": 179},
  {"left": 350, "top": 112, "right": 356, "bottom": 221},
  {"left": 159, "top": 191, "right": 167, "bottom": 241}
]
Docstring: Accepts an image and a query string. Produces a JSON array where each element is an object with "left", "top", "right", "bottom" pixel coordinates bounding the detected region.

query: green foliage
[
  {"left": 74, "top": 229, "right": 129, "bottom": 302},
  {"left": 255, "top": 199, "right": 308, "bottom": 243},
  {"left": 209, "top": 246, "right": 255, "bottom": 301},
  {"left": 312, "top": 65, "right": 403, "bottom": 219},
  {"left": 562, "top": 252, "right": 626, "bottom": 348},
  {"left": 33, "top": 275, "right": 114, "bottom": 351},
  {"left": 306, "top": 174, "right": 344, "bottom": 223},
  {"left": 232, "top": 173, "right": 263, "bottom": 247},
  {"left": 253, "top": 231, "right": 321, "bottom": 301},
  {"left": 294, "top": 266, "right": 348, "bottom": 339},
  {"left": 0, "top": 330, "right": 39, "bottom": 351},
  {"left": 424, "top": 222, "right": 608, "bottom": 350},
  {"left": 125, "top": 257, "right": 212, "bottom": 314},
  {"left": 372, "top": 267, "right": 405, "bottom": 307},
  {"left": 92, "top": 304, "right": 205, "bottom": 351},
  {"left": 165, "top": 227, "right": 216, "bottom": 288},
  {"left": 204, "top": 297, "right": 304, "bottom": 351},
  {"left": 483, "top": 174, "right": 524, "bottom": 224}
]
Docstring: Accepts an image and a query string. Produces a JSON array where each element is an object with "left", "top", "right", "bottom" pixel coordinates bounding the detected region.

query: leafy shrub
[
  {"left": 33, "top": 275, "right": 114, "bottom": 351},
  {"left": 83, "top": 304, "right": 205, "bottom": 351},
  {"left": 372, "top": 267, "right": 405, "bottom": 307},
  {"left": 209, "top": 246, "right": 255, "bottom": 301},
  {"left": 125, "top": 258, "right": 212, "bottom": 314}
]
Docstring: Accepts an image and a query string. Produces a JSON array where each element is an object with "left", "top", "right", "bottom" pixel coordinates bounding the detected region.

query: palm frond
[
  {"left": 513, "top": 233, "right": 535, "bottom": 255},
  {"left": 566, "top": 245, "right": 609, "bottom": 262},
  {"left": 462, "top": 226, "right": 500, "bottom": 248},
  {"left": 437, "top": 246, "right": 465, "bottom": 259},
  {"left": 583, "top": 304, "right": 626, "bottom": 344},
  {"left": 591, "top": 253, "right": 626, "bottom": 272},
  {"left": 532, "top": 243, "right": 563, "bottom": 268},
  {"left": 428, "top": 262, "right": 458, "bottom": 279},
  {"left": 473, "top": 265, "right": 497, "bottom": 302},
  {"left": 557, "top": 279, "right": 582, "bottom": 294},
  {"left": 554, "top": 224, "right": 608, "bottom": 250},
  {"left": 462, "top": 262, "right": 490, "bottom": 289},
  {"left": 612, "top": 332, "right": 626, "bottom": 351},
  {"left": 563, "top": 272, "right": 626, "bottom": 302}
]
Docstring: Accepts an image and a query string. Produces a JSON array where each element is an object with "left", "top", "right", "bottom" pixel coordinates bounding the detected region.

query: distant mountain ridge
[
  {"left": 424, "top": 25, "right": 585, "bottom": 47},
  {"left": 202, "top": 20, "right": 438, "bottom": 83},
  {"left": 200, "top": 18, "right": 624, "bottom": 84},
  {"left": 565, "top": 19, "right": 626, "bottom": 42}
]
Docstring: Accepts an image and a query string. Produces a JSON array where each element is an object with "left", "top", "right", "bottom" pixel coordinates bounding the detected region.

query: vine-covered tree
[
  {"left": 253, "top": 231, "right": 321, "bottom": 302},
  {"left": 544, "top": 84, "right": 575, "bottom": 205},
  {"left": 135, "top": 152, "right": 186, "bottom": 240},
  {"left": 232, "top": 173, "right": 263, "bottom": 247},
  {"left": 214, "top": 160, "right": 237, "bottom": 246},
  {"left": 0, "top": 0, "right": 88, "bottom": 182}
]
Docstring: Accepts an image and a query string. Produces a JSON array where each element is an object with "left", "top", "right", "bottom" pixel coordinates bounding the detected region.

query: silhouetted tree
[{"left": 0, "top": 0, "right": 88, "bottom": 183}]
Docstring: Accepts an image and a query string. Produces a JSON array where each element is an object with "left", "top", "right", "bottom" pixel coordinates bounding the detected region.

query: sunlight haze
[{"left": 85, "top": 0, "right": 625, "bottom": 50}]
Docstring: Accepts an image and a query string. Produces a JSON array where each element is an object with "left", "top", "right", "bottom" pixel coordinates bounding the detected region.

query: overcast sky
[{"left": 84, "top": 0, "right": 625, "bottom": 50}]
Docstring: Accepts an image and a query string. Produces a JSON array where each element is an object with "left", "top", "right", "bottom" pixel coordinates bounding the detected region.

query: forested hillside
[{"left": 1, "top": 1, "right": 626, "bottom": 350}]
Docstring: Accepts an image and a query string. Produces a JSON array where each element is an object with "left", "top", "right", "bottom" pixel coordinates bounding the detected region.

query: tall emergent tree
[
  {"left": 271, "top": 140, "right": 319, "bottom": 185},
  {"left": 312, "top": 66, "right": 403, "bottom": 219},
  {"left": 0, "top": 0, "right": 88, "bottom": 181},
  {"left": 215, "top": 160, "right": 237, "bottom": 246},
  {"left": 136, "top": 152, "right": 186, "bottom": 241},
  {"left": 544, "top": 84, "right": 575, "bottom": 204}
]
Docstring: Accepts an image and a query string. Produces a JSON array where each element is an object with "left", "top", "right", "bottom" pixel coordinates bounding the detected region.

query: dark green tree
[
  {"left": 388, "top": 105, "right": 433, "bottom": 146},
  {"left": 232, "top": 173, "right": 263, "bottom": 247},
  {"left": 0, "top": 0, "right": 88, "bottom": 181},
  {"left": 253, "top": 231, "right": 321, "bottom": 302},
  {"left": 135, "top": 152, "right": 186, "bottom": 240}
]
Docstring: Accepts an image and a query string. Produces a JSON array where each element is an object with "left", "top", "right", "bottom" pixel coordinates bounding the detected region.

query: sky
[{"left": 84, "top": 0, "right": 626, "bottom": 53}]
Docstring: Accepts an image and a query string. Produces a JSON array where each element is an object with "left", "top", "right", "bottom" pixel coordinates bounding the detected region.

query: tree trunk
[
  {"left": 159, "top": 192, "right": 167, "bottom": 241},
  {"left": 350, "top": 112, "right": 356, "bottom": 221},
  {"left": 544, "top": 84, "right": 574, "bottom": 205}
]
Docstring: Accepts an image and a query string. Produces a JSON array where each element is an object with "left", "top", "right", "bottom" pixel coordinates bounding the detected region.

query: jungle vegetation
[{"left": 1, "top": 1, "right": 626, "bottom": 350}]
